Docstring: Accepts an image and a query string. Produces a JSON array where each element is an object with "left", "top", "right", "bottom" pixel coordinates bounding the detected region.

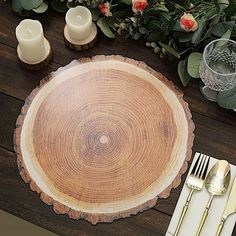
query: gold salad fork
[{"left": 173, "top": 153, "right": 210, "bottom": 236}]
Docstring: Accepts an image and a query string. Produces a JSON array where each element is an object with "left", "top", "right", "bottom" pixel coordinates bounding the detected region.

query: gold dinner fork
[{"left": 173, "top": 153, "right": 210, "bottom": 236}]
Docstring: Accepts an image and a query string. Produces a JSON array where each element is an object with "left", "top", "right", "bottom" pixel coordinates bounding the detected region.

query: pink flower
[
  {"left": 132, "top": 0, "right": 148, "bottom": 14},
  {"left": 99, "top": 2, "right": 112, "bottom": 17},
  {"left": 180, "top": 13, "right": 198, "bottom": 32}
]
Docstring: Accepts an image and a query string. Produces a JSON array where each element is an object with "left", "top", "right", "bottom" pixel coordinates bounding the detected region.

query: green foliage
[
  {"left": 32, "top": 2, "right": 48, "bottom": 13},
  {"left": 11, "top": 0, "right": 236, "bottom": 108},
  {"left": 178, "top": 59, "right": 191, "bottom": 87},
  {"left": 215, "top": 29, "right": 232, "bottom": 47},
  {"left": 90, "top": 8, "right": 100, "bottom": 21},
  {"left": 187, "top": 53, "right": 203, "bottom": 78},
  {"left": 12, "top": 0, "right": 23, "bottom": 12},
  {"left": 12, "top": 0, "right": 46, "bottom": 13},
  {"left": 212, "top": 22, "right": 235, "bottom": 37},
  {"left": 158, "top": 42, "right": 180, "bottom": 59},
  {"left": 153, "top": 3, "right": 169, "bottom": 12},
  {"left": 191, "top": 19, "right": 206, "bottom": 45},
  {"left": 217, "top": 87, "right": 236, "bottom": 109},
  {"left": 97, "top": 17, "right": 115, "bottom": 38},
  {"left": 20, "top": 0, "right": 43, "bottom": 10},
  {"left": 204, "top": 8, "right": 218, "bottom": 21}
]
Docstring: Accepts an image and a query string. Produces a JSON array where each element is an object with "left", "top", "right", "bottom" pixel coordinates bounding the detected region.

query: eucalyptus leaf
[
  {"left": 220, "top": 29, "right": 231, "bottom": 40},
  {"left": 203, "top": 8, "right": 218, "bottom": 20},
  {"left": 160, "top": 12, "right": 171, "bottom": 22},
  {"left": 158, "top": 42, "right": 180, "bottom": 59},
  {"left": 154, "top": 3, "right": 169, "bottom": 12},
  {"left": 212, "top": 14, "right": 220, "bottom": 25},
  {"left": 217, "top": 0, "right": 229, "bottom": 12},
  {"left": 199, "top": 27, "right": 212, "bottom": 43},
  {"left": 147, "top": 19, "right": 161, "bottom": 30},
  {"left": 90, "top": 8, "right": 100, "bottom": 21},
  {"left": 178, "top": 59, "right": 191, "bottom": 87},
  {"left": 217, "top": 86, "right": 236, "bottom": 109},
  {"left": 32, "top": 2, "right": 48, "bottom": 13},
  {"left": 20, "top": 0, "right": 43, "bottom": 10},
  {"left": 187, "top": 52, "right": 203, "bottom": 78},
  {"left": 218, "top": 0, "right": 229, "bottom": 4},
  {"left": 12, "top": 0, "right": 23, "bottom": 12},
  {"left": 173, "top": 20, "right": 184, "bottom": 32},
  {"left": 212, "top": 21, "right": 235, "bottom": 37},
  {"left": 147, "top": 31, "right": 162, "bottom": 42},
  {"left": 106, "top": 17, "right": 115, "bottom": 28},
  {"left": 97, "top": 17, "right": 115, "bottom": 38},
  {"left": 139, "top": 27, "right": 148, "bottom": 35},
  {"left": 216, "top": 30, "right": 231, "bottom": 48},
  {"left": 134, "top": 32, "right": 141, "bottom": 40},
  {"left": 191, "top": 19, "right": 206, "bottom": 45}
]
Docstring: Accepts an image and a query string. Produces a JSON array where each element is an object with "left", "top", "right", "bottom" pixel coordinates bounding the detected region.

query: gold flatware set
[{"left": 174, "top": 153, "right": 236, "bottom": 236}]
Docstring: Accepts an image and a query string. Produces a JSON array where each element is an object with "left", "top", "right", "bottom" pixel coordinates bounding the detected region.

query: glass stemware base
[{"left": 199, "top": 81, "right": 218, "bottom": 102}]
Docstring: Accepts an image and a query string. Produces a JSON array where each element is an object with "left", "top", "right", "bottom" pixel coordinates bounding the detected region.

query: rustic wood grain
[
  {"left": 13, "top": 56, "right": 194, "bottom": 224},
  {"left": 0, "top": 147, "right": 171, "bottom": 236},
  {"left": 0, "top": 92, "right": 235, "bottom": 217}
]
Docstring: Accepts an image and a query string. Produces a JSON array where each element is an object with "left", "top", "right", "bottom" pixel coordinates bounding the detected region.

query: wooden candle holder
[
  {"left": 64, "top": 23, "right": 97, "bottom": 51},
  {"left": 17, "top": 38, "right": 52, "bottom": 71}
]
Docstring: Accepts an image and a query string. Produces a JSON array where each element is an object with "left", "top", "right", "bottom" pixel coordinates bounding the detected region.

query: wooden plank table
[{"left": 0, "top": 1, "right": 235, "bottom": 235}]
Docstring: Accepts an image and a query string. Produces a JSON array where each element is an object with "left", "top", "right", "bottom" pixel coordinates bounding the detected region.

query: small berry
[
  {"left": 151, "top": 42, "right": 157, "bottom": 48},
  {"left": 154, "top": 47, "right": 161, "bottom": 54}
]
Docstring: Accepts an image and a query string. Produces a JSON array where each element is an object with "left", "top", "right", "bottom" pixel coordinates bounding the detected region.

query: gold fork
[{"left": 173, "top": 153, "right": 210, "bottom": 236}]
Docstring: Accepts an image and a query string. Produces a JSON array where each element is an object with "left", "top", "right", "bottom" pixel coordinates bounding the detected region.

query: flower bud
[
  {"left": 132, "top": 0, "right": 148, "bottom": 14},
  {"left": 99, "top": 2, "right": 112, "bottom": 17},
  {"left": 180, "top": 13, "right": 198, "bottom": 32}
]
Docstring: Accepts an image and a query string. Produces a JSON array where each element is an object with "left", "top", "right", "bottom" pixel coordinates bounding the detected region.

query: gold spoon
[{"left": 196, "top": 160, "right": 231, "bottom": 236}]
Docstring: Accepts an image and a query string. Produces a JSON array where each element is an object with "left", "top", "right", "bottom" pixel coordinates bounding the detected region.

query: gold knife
[{"left": 216, "top": 176, "right": 236, "bottom": 236}]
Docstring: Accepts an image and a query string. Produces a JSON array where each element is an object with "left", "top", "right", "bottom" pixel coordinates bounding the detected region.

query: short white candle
[
  {"left": 16, "top": 19, "right": 46, "bottom": 63},
  {"left": 65, "top": 6, "right": 93, "bottom": 42}
]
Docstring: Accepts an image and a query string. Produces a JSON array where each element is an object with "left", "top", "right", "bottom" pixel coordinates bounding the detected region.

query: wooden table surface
[{"left": 0, "top": 2, "right": 235, "bottom": 235}]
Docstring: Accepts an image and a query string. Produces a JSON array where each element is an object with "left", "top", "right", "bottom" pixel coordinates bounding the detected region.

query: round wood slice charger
[{"left": 14, "top": 55, "right": 194, "bottom": 224}]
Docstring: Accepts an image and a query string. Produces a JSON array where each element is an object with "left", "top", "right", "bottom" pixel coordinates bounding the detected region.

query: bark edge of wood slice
[{"left": 14, "top": 55, "right": 195, "bottom": 224}]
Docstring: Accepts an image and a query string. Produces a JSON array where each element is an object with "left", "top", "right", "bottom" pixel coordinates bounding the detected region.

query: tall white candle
[
  {"left": 65, "top": 6, "right": 93, "bottom": 41},
  {"left": 16, "top": 19, "right": 46, "bottom": 63}
]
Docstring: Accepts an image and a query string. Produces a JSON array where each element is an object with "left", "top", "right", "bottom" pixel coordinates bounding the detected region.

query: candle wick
[
  {"left": 26, "top": 29, "right": 33, "bottom": 37},
  {"left": 76, "top": 15, "right": 82, "bottom": 23}
]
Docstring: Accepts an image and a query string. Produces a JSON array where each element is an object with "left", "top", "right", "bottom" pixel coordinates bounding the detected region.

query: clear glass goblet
[{"left": 199, "top": 38, "right": 236, "bottom": 101}]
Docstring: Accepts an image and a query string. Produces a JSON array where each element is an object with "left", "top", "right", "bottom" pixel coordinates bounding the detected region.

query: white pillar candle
[
  {"left": 65, "top": 6, "right": 93, "bottom": 42},
  {"left": 16, "top": 19, "right": 46, "bottom": 63}
]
